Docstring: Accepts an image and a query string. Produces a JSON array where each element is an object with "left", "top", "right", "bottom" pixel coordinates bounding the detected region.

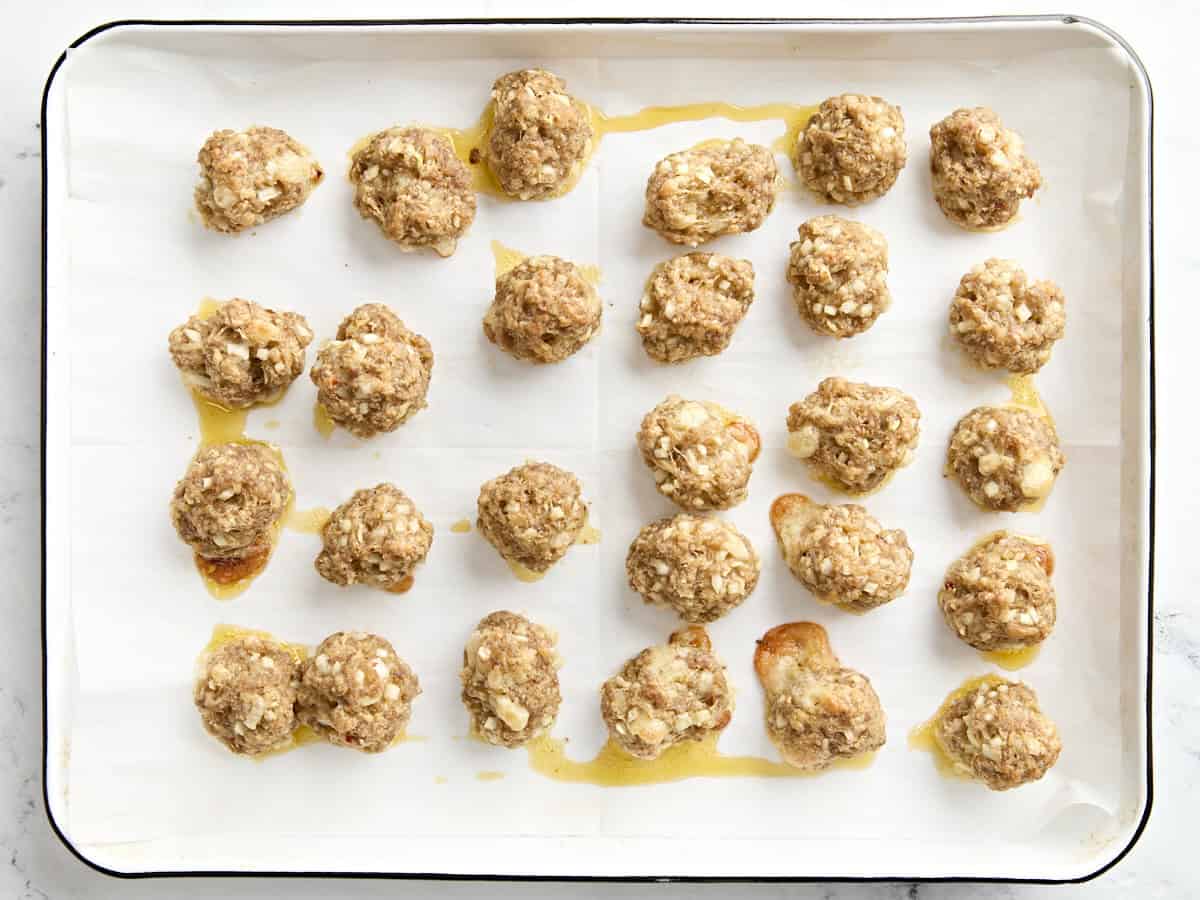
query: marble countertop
[{"left": 4, "top": 1, "right": 1193, "bottom": 896}]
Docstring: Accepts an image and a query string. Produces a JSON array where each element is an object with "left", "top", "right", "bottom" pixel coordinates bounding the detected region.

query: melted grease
[
  {"left": 385, "top": 575, "right": 416, "bottom": 595},
  {"left": 576, "top": 523, "right": 602, "bottom": 546},
  {"left": 909, "top": 674, "right": 1007, "bottom": 780},
  {"left": 434, "top": 775, "right": 449, "bottom": 785},
  {"left": 203, "top": 624, "right": 308, "bottom": 665},
  {"left": 982, "top": 644, "right": 1042, "bottom": 671},
  {"left": 286, "top": 506, "right": 331, "bottom": 535},
  {"left": 1006, "top": 374, "right": 1054, "bottom": 427},
  {"left": 490, "top": 240, "right": 601, "bottom": 285},
  {"left": 263, "top": 420, "right": 281, "bottom": 431},
  {"left": 475, "top": 770, "right": 506, "bottom": 782},
  {"left": 442, "top": 99, "right": 817, "bottom": 204},
  {"left": 526, "top": 733, "right": 871, "bottom": 786},
  {"left": 450, "top": 519, "right": 472, "bottom": 534},
  {"left": 313, "top": 402, "right": 336, "bottom": 439},
  {"left": 490, "top": 240, "right": 526, "bottom": 277},
  {"left": 507, "top": 560, "right": 546, "bottom": 583},
  {"left": 191, "top": 392, "right": 249, "bottom": 446}
]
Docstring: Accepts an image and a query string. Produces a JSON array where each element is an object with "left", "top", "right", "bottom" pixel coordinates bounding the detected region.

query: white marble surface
[{"left": 3, "top": 0, "right": 1193, "bottom": 896}]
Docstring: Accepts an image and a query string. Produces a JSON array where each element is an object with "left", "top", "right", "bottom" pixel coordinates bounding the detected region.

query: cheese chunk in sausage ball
[
  {"left": 786, "top": 377, "right": 920, "bottom": 495},
  {"left": 315, "top": 484, "right": 433, "bottom": 593},
  {"left": 484, "top": 255, "right": 602, "bottom": 363},
  {"left": 626, "top": 513, "right": 760, "bottom": 624},
  {"left": 601, "top": 626, "right": 733, "bottom": 760},
  {"left": 460, "top": 611, "right": 562, "bottom": 748},
  {"left": 930, "top": 107, "right": 1042, "bottom": 231},
  {"left": 637, "top": 253, "right": 755, "bottom": 363},
  {"left": 296, "top": 632, "right": 420, "bottom": 753},
  {"left": 349, "top": 126, "right": 476, "bottom": 257},
  {"left": 932, "top": 676, "right": 1061, "bottom": 790},
  {"left": 477, "top": 461, "right": 588, "bottom": 576},
  {"left": 170, "top": 442, "right": 291, "bottom": 562},
  {"left": 946, "top": 406, "right": 1065, "bottom": 512},
  {"left": 755, "top": 622, "right": 886, "bottom": 771},
  {"left": 770, "top": 494, "right": 913, "bottom": 614},
  {"left": 939, "top": 531, "right": 1056, "bottom": 651},
  {"left": 637, "top": 395, "right": 761, "bottom": 511},
  {"left": 484, "top": 68, "right": 595, "bottom": 200},
  {"left": 169, "top": 298, "right": 313, "bottom": 409},
  {"left": 643, "top": 139, "right": 780, "bottom": 247},
  {"left": 787, "top": 215, "right": 890, "bottom": 338},
  {"left": 310, "top": 303, "right": 433, "bottom": 439},
  {"left": 795, "top": 93, "right": 907, "bottom": 205},
  {"left": 194, "top": 634, "right": 300, "bottom": 756},
  {"left": 950, "top": 258, "right": 1066, "bottom": 374},
  {"left": 194, "top": 126, "right": 323, "bottom": 233}
]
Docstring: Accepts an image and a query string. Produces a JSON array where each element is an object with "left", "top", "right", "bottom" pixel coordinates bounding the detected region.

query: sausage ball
[
  {"left": 170, "top": 442, "right": 291, "bottom": 561},
  {"left": 483, "top": 255, "right": 602, "bottom": 363},
  {"left": 946, "top": 406, "right": 1065, "bottom": 512},
  {"left": 786, "top": 377, "right": 921, "bottom": 494},
  {"left": 933, "top": 676, "right": 1062, "bottom": 790},
  {"left": 314, "top": 484, "right": 434, "bottom": 592},
  {"left": 194, "top": 126, "right": 323, "bottom": 233},
  {"left": 296, "top": 632, "right": 421, "bottom": 753},
  {"left": 600, "top": 626, "right": 733, "bottom": 760},
  {"left": 950, "top": 258, "right": 1066, "bottom": 374},
  {"left": 626, "top": 513, "right": 760, "bottom": 624},
  {"left": 477, "top": 461, "right": 588, "bottom": 575},
  {"left": 643, "top": 139, "right": 780, "bottom": 247},
  {"left": 310, "top": 303, "right": 433, "bottom": 438},
  {"left": 349, "top": 126, "right": 476, "bottom": 257},
  {"left": 787, "top": 215, "right": 890, "bottom": 338},
  {"left": 637, "top": 395, "right": 761, "bottom": 511},
  {"left": 484, "top": 68, "right": 594, "bottom": 200},
  {"left": 169, "top": 298, "right": 313, "bottom": 409},
  {"left": 194, "top": 634, "right": 300, "bottom": 756},
  {"left": 930, "top": 107, "right": 1042, "bottom": 230},
  {"left": 940, "top": 532, "right": 1056, "bottom": 651},
  {"left": 795, "top": 93, "right": 907, "bottom": 205},
  {"left": 460, "top": 611, "right": 562, "bottom": 748},
  {"left": 754, "top": 622, "right": 886, "bottom": 771},
  {"left": 770, "top": 494, "right": 913, "bottom": 613},
  {"left": 637, "top": 252, "right": 755, "bottom": 363}
]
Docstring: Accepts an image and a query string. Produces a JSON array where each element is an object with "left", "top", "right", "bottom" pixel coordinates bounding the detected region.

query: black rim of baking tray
[{"left": 40, "top": 14, "right": 1156, "bottom": 885}]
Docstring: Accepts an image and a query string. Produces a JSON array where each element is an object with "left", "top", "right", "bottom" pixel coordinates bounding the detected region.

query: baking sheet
[{"left": 44, "top": 21, "right": 1149, "bottom": 880}]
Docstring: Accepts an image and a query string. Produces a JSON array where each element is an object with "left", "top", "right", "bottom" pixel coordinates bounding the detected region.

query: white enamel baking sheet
[{"left": 41, "top": 18, "right": 1152, "bottom": 882}]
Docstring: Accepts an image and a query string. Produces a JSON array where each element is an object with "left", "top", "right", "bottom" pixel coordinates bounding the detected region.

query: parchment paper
[{"left": 54, "top": 27, "right": 1136, "bottom": 873}]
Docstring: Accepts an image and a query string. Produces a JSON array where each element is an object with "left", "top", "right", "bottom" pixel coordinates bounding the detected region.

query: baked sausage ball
[
  {"left": 940, "top": 532, "right": 1056, "bottom": 651},
  {"left": 170, "top": 442, "right": 291, "bottom": 561},
  {"left": 754, "top": 622, "right": 886, "bottom": 771},
  {"left": 786, "top": 377, "right": 921, "bottom": 494},
  {"left": 930, "top": 107, "right": 1042, "bottom": 231},
  {"left": 643, "top": 139, "right": 780, "bottom": 247},
  {"left": 637, "top": 253, "right": 755, "bottom": 363},
  {"left": 169, "top": 298, "right": 313, "bottom": 409},
  {"left": 194, "top": 634, "right": 299, "bottom": 756},
  {"left": 460, "top": 611, "right": 562, "bottom": 748},
  {"left": 946, "top": 406, "right": 1065, "bottom": 512},
  {"left": 484, "top": 68, "right": 594, "bottom": 200},
  {"left": 310, "top": 303, "right": 433, "bottom": 438},
  {"left": 950, "top": 259, "right": 1066, "bottom": 374},
  {"left": 483, "top": 255, "right": 602, "bottom": 363},
  {"left": 770, "top": 494, "right": 913, "bottom": 613},
  {"left": 314, "top": 484, "right": 434, "bottom": 592},
  {"left": 296, "top": 632, "right": 421, "bottom": 753},
  {"left": 932, "top": 676, "right": 1062, "bottom": 790},
  {"left": 349, "top": 126, "right": 476, "bottom": 257},
  {"left": 787, "top": 215, "right": 890, "bottom": 338},
  {"left": 626, "top": 513, "right": 760, "bottom": 624},
  {"left": 637, "top": 395, "right": 761, "bottom": 511},
  {"left": 477, "top": 461, "right": 588, "bottom": 575},
  {"left": 600, "top": 626, "right": 733, "bottom": 760},
  {"left": 795, "top": 93, "right": 907, "bottom": 205},
  {"left": 194, "top": 126, "right": 323, "bottom": 233}
]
